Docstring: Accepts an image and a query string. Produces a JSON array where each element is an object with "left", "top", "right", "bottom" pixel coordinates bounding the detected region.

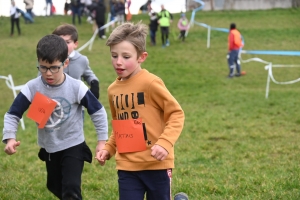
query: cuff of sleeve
[
  {"left": 2, "top": 131, "right": 16, "bottom": 144},
  {"left": 155, "top": 139, "right": 173, "bottom": 153},
  {"left": 103, "top": 143, "right": 116, "bottom": 159}
]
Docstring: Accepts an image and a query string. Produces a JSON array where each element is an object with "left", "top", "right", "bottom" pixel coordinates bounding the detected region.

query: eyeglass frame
[{"left": 36, "top": 60, "right": 65, "bottom": 74}]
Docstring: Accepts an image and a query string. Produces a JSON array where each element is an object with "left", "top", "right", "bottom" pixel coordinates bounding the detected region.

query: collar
[{"left": 69, "top": 51, "right": 75, "bottom": 58}]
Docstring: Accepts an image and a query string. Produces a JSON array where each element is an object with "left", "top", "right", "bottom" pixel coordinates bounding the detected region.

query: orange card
[
  {"left": 27, "top": 92, "right": 57, "bottom": 128},
  {"left": 112, "top": 118, "right": 147, "bottom": 153}
]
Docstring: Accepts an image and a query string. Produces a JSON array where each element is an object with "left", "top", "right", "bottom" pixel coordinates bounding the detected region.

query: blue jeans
[
  {"left": 149, "top": 29, "right": 157, "bottom": 45},
  {"left": 72, "top": 7, "right": 81, "bottom": 25},
  {"left": 227, "top": 49, "right": 241, "bottom": 76}
]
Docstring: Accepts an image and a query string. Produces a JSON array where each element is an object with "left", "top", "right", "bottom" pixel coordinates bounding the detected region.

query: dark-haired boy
[
  {"left": 3, "top": 34, "right": 108, "bottom": 200},
  {"left": 52, "top": 23, "right": 100, "bottom": 99}
]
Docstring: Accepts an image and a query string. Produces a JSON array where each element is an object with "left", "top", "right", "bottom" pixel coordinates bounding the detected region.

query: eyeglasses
[{"left": 37, "top": 62, "right": 64, "bottom": 74}]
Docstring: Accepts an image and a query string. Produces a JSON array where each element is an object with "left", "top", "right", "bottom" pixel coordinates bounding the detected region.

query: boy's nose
[{"left": 46, "top": 69, "right": 53, "bottom": 75}]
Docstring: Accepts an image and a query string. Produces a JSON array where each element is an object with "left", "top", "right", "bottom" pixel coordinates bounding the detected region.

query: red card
[
  {"left": 27, "top": 92, "right": 57, "bottom": 128},
  {"left": 112, "top": 118, "right": 146, "bottom": 153}
]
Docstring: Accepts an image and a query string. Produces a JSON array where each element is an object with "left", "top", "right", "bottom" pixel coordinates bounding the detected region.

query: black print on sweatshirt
[{"left": 113, "top": 92, "right": 151, "bottom": 145}]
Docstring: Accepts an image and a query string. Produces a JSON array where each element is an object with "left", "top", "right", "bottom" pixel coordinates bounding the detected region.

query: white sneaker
[
  {"left": 174, "top": 192, "right": 189, "bottom": 200},
  {"left": 166, "top": 39, "right": 170, "bottom": 46},
  {"left": 101, "top": 35, "right": 107, "bottom": 39}
]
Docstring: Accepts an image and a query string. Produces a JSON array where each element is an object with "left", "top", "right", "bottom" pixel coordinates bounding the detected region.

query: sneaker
[
  {"left": 165, "top": 40, "right": 170, "bottom": 46},
  {"left": 174, "top": 192, "right": 189, "bottom": 200},
  {"left": 101, "top": 35, "right": 107, "bottom": 39},
  {"left": 235, "top": 73, "right": 241, "bottom": 77},
  {"left": 227, "top": 75, "right": 234, "bottom": 79}
]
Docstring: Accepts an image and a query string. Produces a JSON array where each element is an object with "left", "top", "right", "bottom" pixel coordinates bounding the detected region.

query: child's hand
[
  {"left": 95, "top": 150, "right": 110, "bottom": 166},
  {"left": 95, "top": 140, "right": 106, "bottom": 153},
  {"left": 151, "top": 144, "right": 168, "bottom": 161},
  {"left": 4, "top": 139, "right": 21, "bottom": 155}
]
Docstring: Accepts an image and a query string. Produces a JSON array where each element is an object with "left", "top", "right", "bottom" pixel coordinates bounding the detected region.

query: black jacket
[{"left": 94, "top": 1, "right": 106, "bottom": 23}]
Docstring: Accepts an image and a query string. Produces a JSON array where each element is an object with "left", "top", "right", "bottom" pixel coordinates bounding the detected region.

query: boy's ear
[
  {"left": 138, "top": 52, "right": 148, "bottom": 63},
  {"left": 74, "top": 40, "right": 79, "bottom": 49},
  {"left": 63, "top": 58, "right": 69, "bottom": 68}
]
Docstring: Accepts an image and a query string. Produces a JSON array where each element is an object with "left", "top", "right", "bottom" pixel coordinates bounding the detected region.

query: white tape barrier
[
  {"left": 239, "top": 57, "right": 300, "bottom": 98},
  {"left": 77, "top": 19, "right": 117, "bottom": 53},
  {"left": 0, "top": 75, "right": 25, "bottom": 130}
]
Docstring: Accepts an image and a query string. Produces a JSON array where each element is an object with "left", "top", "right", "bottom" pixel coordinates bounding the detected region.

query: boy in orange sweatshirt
[{"left": 96, "top": 21, "right": 185, "bottom": 200}]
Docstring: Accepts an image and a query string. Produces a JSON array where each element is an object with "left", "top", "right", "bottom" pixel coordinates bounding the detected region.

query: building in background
[{"left": 186, "top": 0, "right": 298, "bottom": 11}]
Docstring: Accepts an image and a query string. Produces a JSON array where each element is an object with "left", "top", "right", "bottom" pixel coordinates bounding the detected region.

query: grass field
[{"left": 1, "top": 8, "right": 300, "bottom": 199}]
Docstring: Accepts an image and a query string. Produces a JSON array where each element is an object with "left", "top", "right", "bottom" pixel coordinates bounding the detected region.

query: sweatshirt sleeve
[
  {"left": 149, "top": 78, "right": 185, "bottom": 153},
  {"left": 80, "top": 89, "right": 108, "bottom": 141},
  {"left": 81, "top": 55, "right": 99, "bottom": 85},
  {"left": 2, "top": 92, "right": 31, "bottom": 143},
  {"left": 102, "top": 91, "right": 117, "bottom": 157}
]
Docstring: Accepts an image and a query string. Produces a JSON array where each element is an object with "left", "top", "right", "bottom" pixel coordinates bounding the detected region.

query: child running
[
  {"left": 3, "top": 34, "right": 108, "bottom": 200},
  {"left": 96, "top": 22, "right": 185, "bottom": 200}
]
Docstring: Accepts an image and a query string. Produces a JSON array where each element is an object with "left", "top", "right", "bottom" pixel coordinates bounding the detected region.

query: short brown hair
[
  {"left": 52, "top": 24, "right": 78, "bottom": 42},
  {"left": 106, "top": 21, "right": 148, "bottom": 56}
]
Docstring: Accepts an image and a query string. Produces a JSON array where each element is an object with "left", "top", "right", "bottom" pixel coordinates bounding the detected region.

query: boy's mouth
[{"left": 46, "top": 78, "right": 54, "bottom": 84}]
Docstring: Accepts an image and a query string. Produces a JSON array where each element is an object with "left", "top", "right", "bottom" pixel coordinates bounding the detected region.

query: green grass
[{"left": 1, "top": 8, "right": 300, "bottom": 199}]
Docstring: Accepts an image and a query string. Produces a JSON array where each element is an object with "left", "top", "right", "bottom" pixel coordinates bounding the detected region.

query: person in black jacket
[
  {"left": 71, "top": 0, "right": 81, "bottom": 25},
  {"left": 148, "top": 11, "right": 158, "bottom": 46},
  {"left": 93, "top": 0, "right": 106, "bottom": 39}
]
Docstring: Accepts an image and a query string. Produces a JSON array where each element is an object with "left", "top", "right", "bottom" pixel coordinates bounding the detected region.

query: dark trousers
[
  {"left": 118, "top": 169, "right": 172, "bottom": 200},
  {"left": 96, "top": 21, "right": 105, "bottom": 38},
  {"left": 160, "top": 26, "right": 169, "bottom": 45},
  {"left": 72, "top": 7, "right": 81, "bottom": 25},
  {"left": 149, "top": 29, "right": 157, "bottom": 45},
  {"left": 38, "top": 142, "right": 92, "bottom": 200},
  {"left": 10, "top": 17, "right": 20, "bottom": 36},
  {"left": 179, "top": 30, "right": 186, "bottom": 41}
]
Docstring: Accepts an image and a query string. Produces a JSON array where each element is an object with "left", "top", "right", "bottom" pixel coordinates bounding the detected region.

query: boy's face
[
  {"left": 110, "top": 41, "right": 148, "bottom": 81},
  {"left": 38, "top": 59, "right": 69, "bottom": 85},
  {"left": 59, "top": 35, "right": 78, "bottom": 55}
]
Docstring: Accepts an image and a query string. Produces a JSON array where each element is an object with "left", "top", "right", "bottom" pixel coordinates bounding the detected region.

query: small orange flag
[
  {"left": 27, "top": 92, "right": 57, "bottom": 128},
  {"left": 112, "top": 118, "right": 146, "bottom": 153}
]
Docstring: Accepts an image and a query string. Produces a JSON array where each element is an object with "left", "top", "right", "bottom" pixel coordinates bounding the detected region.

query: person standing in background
[
  {"left": 177, "top": 13, "right": 189, "bottom": 42},
  {"left": 71, "top": 0, "right": 81, "bottom": 25},
  {"left": 45, "top": 0, "right": 53, "bottom": 16},
  {"left": 64, "top": 0, "right": 70, "bottom": 15},
  {"left": 94, "top": 0, "right": 106, "bottom": 39},
  {"left": 157, "top": 4, "right": 173, "bottom": 47},
  {"left": 126, "top": 0, "right": 131, "bottom": 21},
  {"left": 10, "top": 0, "right": 21, "bottom": 36},
  {"left": 148, "top": 11, "right": 158, "bottom": 46},
  {"left": 109, "top": 0, "right": 116, "bottom": 30},
  {"left": 115, "top": 0, "right": 125, "bottom": 25},
  {"left": 227, "top": 23, "right": 243, "bottom": 78},
  {"left": 23, "top": 0, "right": 34, "bottom": 23}
]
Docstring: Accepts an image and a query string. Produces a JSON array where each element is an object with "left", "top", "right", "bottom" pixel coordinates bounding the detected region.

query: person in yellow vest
[
  {"left": 227, "top": 23, "right": 243, "bottom": 78},
  {"left": 157, "top": 4, "right": 173, "bottom": 47}
]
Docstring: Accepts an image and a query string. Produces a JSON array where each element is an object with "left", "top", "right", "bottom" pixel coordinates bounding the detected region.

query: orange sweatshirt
[
  {"left": 104, "top": 69, "right": 185, "bottom": 171},
  {"left": 228, "top": 29, "right": 243, "bottom": 51}
]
